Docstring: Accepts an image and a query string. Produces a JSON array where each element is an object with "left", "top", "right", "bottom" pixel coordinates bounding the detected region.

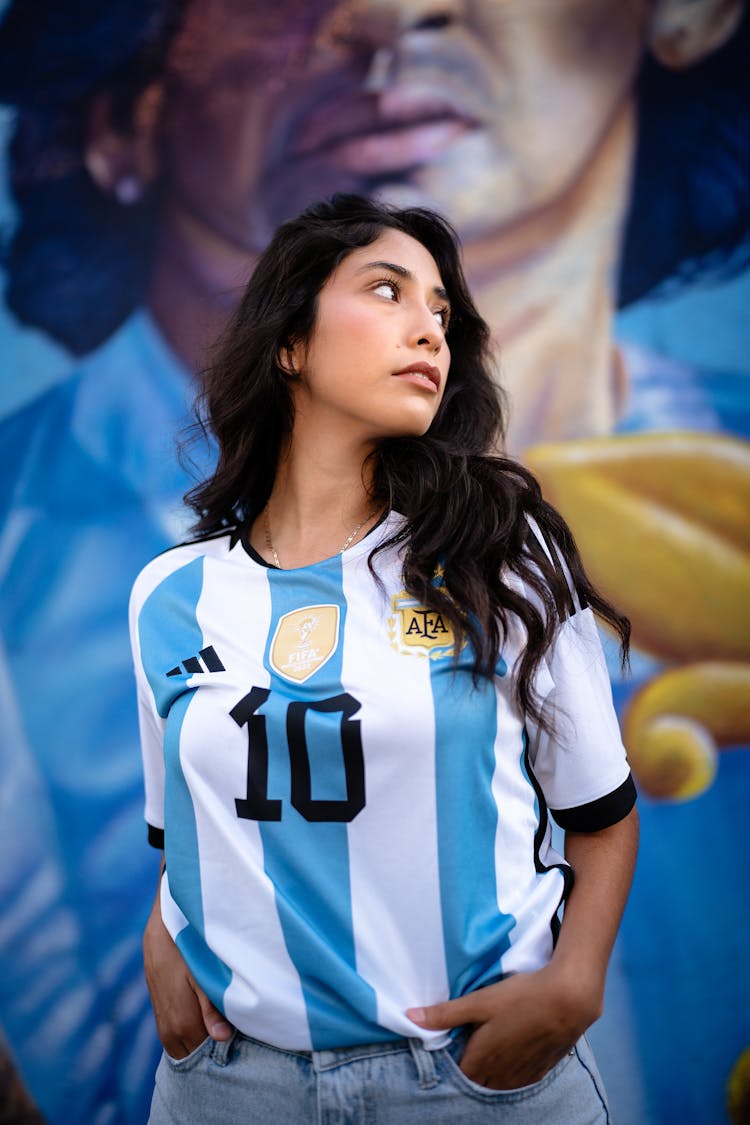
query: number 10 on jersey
[{"left": 230, "top": 687, "right": 366, "bottom": 824}]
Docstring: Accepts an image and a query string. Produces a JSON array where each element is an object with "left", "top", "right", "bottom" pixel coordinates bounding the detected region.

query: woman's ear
[
  {"left": 276, "top": 344, "right": 300, "bottom": 378},
  {"left": 84, "top": 82, "right": 164, "bottom": 204},
  {"left": 647, "top": 0, "right": 744, "bottom": 68}
]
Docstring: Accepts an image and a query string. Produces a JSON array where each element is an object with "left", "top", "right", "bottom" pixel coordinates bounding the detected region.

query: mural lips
[{"left": 289, "top": 87, "right": 479, "bottom": 176}]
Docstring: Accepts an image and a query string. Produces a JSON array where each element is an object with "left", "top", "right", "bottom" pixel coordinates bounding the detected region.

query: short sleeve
[
  {"left": 129, "top": 577, "right": 166, "bottom": 848},
  {"left": 526, "top": 605, "right": 636, "bottom": 831},
  {"left": 521, "top": 514, "right": 635, "bottom": 832}
]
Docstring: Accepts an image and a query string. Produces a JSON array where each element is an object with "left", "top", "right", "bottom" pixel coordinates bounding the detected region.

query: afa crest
[
  {"left": 388, "top": 591, "right": 460, "bottom": 660},
  {"left": 270, "top": 605, "right": 340, "bottom": 683}
]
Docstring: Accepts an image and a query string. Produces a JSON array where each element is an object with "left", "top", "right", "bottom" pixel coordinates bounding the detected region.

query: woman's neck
[{"left": 250, "top": 433, "right": 381, "bottom": 570}]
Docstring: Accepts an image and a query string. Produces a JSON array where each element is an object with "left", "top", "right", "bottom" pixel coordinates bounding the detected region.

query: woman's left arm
[{"left": 406, "top": 805, "right": 639, "bottom": 1090}]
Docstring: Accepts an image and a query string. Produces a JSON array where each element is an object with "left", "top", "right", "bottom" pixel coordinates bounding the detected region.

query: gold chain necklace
[{"left": 263, "top": 504, "right": 377, "bottom": 569}]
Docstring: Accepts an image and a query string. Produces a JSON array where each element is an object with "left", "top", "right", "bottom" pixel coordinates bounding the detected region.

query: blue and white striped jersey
[{"left": 129, "top": 511, "right": 634, "bottom": 1052}]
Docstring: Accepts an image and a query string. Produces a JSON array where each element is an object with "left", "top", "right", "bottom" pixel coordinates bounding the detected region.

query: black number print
[
  {"left": 231, "top": 688, "right": 365, "bottom": 823},
  {"left": 230, "top": 686, "right": 281, "bottom": 821}
]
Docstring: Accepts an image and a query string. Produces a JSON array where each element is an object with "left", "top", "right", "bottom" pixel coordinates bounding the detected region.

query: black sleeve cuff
[
  {"left": 551, "top": 774, "right": 637, "bottom": 832},
  {"left": 147, "top": 824, "right": 165, "bottom": 850}
]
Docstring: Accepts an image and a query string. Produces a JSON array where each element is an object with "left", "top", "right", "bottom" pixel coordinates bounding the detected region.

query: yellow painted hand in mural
[
  {"left": 727, "top": 1045, "right": 750, "bottom": 1125},
  {"left": 525, "top": 433, "right": 750, "bottom": 801}
]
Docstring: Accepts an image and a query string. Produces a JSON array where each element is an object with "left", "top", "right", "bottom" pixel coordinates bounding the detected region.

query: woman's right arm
[
  {"left": 130, "top": 582, "right": 234, "bottom": 1056},
  {"left": 143, "top": 858, "right": 234, "bottom": 1058}
]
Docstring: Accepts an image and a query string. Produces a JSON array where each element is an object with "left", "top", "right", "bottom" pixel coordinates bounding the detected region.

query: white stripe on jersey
[
  {"left": 341, "top": 550, "right": 450, "bottom": 1046},
  {"left": 491, "top": 702, "right": 555, "bottom": 973}
]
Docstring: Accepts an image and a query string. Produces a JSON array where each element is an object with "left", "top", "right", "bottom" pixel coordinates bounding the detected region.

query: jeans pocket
[
  {"left": 162, "top": 1035, "right": 213, "bottom": 1071},
  {"left": 439, "top": 1039, "right": 573, "bottom": 1103}
]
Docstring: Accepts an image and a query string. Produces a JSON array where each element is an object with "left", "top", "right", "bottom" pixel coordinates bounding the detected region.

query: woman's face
[{"left": 288, "top": 227, "right": 451, "bottom": 445}]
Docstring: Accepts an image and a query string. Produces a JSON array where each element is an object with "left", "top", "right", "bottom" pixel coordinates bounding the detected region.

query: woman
[{"left": 130, "top": 194, "right": 638, "bottom": 1122}]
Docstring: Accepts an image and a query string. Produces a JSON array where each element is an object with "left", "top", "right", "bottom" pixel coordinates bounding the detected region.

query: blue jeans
[{"left": 148, "top": 1028, "right": 611, "bottom": 1123}]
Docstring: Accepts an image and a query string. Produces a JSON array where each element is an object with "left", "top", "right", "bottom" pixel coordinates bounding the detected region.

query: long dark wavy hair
[{"left": 186, "top": 194, "right": 629, "bottom": 728}]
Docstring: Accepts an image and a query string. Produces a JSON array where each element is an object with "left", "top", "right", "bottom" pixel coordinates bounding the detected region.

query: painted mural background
[{"left": 0, "top": 2, "right": 748, "bottom": 1122}]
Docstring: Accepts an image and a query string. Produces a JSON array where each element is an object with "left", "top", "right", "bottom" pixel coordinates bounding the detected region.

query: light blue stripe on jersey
[
  {"left": 430, "top": 652, "right": 515, "bottom": 997},
  {"left": 138, "top": 557, "right": 232, "bottom": 1011},
  {"left": 261, "top": 557, "right": 387, "bottom": 1049}
]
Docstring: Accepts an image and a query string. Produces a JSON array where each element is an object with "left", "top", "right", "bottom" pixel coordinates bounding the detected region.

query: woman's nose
[{"left": 411, "top": 309, "right": 443, "bottom": 352}]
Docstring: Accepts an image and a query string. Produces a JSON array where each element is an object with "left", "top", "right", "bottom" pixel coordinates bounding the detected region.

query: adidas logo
[{"left": 166, "top": 645, "right": 226, "bottom": 677}]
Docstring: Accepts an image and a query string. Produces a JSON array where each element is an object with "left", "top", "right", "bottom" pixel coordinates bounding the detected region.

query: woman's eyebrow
[{"left": 355, "top": 260, "right": 450, "bottom": 302}]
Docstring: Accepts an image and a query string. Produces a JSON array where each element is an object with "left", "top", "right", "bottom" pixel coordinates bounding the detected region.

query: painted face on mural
[{"left": 158, "top": 0, "right": 647, "bottom": 249}]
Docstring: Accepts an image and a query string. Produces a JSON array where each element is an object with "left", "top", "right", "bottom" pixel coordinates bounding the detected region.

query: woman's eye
[
  {"left": 373, "top": 280, "right": 398, "bottom": 300},
  {"left": 434, "top": 307, "right": 450, "bottom": 328}
]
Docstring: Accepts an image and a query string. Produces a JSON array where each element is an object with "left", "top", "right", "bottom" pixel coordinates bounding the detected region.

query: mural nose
[{"left": 320, "top": 0, "right": 465, "bottom": 52}]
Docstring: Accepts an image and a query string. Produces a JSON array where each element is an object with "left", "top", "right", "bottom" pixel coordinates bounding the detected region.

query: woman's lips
[{"left": 392, "top": 363, "right": 441, "bottom": 392}]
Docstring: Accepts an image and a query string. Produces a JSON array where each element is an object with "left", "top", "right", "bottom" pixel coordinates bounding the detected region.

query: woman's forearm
[
  {"left": 548, "top": 805, "right": 639, "bottom": 1019},
  {"left": 143, "top": 856, "right": 234, "bottom": 1056}
]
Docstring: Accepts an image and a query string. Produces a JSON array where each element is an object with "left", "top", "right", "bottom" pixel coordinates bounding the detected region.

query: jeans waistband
[
  {"left": 310, "top": 1036, "right": 439, "bottom": 1091},
  {"left": 235, "top": 1031, "right": 441, "bottom": 1088},
  {"left": 315, "top": 1037, "right": 418, "bottom": 1071},
  {"left": 236, "top": 1031, "right": 410, "bottom": 1065}
]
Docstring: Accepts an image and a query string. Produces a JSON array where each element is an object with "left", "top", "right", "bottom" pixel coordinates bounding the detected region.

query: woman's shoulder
[{"left": 129, "top": 527, "right": 236, "bottom": 614}]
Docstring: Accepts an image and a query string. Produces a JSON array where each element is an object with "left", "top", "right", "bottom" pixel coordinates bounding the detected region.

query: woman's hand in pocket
[
  {"left": 143, "top": 883, "right": 234, "bottom": 1059},
  {"left": 406, "top": 967, "right": 593, "bottom": 1090}
]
